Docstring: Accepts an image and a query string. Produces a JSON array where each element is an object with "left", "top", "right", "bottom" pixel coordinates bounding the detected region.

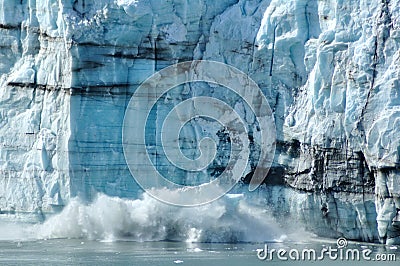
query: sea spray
[{"left": 33, "top": 191, "right": 284, "bottom": 243}]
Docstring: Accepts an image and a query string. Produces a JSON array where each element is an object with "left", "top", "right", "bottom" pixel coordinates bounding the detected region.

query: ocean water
[
  {"left": 0, "top": 239, "right": 398, "bottom": 265},
  {"left": 0, "top": 193, "right": 399, "bottom": 265}
]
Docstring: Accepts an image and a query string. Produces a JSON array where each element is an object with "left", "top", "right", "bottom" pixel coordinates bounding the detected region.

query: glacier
[{"left": 0, "top": 0, "right": 400, "bottom": 244}]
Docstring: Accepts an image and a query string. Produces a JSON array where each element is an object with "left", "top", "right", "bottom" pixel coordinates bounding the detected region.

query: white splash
[
  {"left": 34, "top": 192, "right": 284, "bottom": 243},
  {"left": 0, "top": 191, "right": 293, "bottom": 243}
]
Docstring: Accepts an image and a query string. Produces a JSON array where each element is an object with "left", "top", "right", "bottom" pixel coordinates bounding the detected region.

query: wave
[{"left": 0, "top": 190, "right": 302, "bottom": 243}]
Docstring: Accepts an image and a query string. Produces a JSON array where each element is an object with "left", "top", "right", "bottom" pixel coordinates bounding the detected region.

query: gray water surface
[{"left": 0, "top": 239, "right": 398, "bottom": 265}]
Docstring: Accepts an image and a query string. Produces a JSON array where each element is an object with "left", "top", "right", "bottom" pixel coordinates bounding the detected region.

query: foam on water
[
  {"left": 0, "top": 221, "right": 32, "bottom": 241},
  {"left": 0, "top": 190, "right": 294, "bottom": 243}
]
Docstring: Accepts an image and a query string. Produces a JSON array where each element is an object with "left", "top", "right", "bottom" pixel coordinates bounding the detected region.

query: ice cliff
[{"left": 0, "top": 0, "right": 400, "bottom": 244}]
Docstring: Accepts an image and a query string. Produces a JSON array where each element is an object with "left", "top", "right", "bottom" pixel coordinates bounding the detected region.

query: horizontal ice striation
[{"left": 0, "top": 0, "right": 400, "bottom": 244}]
